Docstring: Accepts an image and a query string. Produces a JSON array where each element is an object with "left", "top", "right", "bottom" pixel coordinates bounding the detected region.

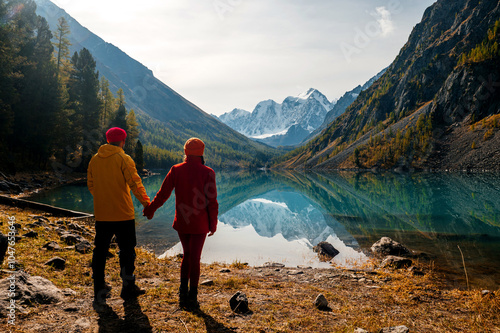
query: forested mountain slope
[{"left": 35, "top": 0, "right": 277, "bottom": 169}]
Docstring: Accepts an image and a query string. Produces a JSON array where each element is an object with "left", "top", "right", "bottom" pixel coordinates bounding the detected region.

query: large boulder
[
  {"left": 313, "top": 242, "right": 340, "bottom": 261},
  {"left": 371, "top": 237, "right": 411, "bottom": 257},
  {"left": 0, "top": 271, "right": 65, "bottom": 317}
]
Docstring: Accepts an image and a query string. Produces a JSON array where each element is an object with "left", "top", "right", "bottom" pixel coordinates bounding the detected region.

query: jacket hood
[{"left": 97, "top": 144, "right": 123, "bottom": 158}]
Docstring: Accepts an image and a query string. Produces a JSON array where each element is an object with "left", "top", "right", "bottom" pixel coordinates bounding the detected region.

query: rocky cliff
[{"left": 278, "top": 0, "right": 500, "bottom": 171}]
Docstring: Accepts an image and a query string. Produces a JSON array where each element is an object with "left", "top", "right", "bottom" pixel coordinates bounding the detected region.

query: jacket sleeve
[
  {"left": 87, "top": 159, "right": 94, "bottom": 195},
  {"left": 122, "top": 155, "right": 150, "bottom": 207},
  {"left": 144, "top": 167, "right": 175, "bottom": 216},
  {"left": 206, "top": 170, "right": 218, "bottom": 233}
]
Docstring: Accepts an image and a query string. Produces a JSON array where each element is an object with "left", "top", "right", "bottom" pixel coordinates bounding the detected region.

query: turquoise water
[{"left": 29, "top": 171, "right": 500, "bottom": 289}]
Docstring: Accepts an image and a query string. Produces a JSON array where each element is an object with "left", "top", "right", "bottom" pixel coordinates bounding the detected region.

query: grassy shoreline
[{"left": 0, "top": 204, "right": 499, "bottom": 332}]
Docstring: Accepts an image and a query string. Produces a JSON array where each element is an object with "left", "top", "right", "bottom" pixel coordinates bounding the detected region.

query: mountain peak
[
  {"left": 218, "top": 88, "right": 335, "bottom": 145},
  {"left": 297, "top": 88, "right": 319, "bottom": 100}
]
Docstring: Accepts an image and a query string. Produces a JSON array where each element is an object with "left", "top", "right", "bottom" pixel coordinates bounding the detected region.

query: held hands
[{"left": 143, "top": 203, "right": 155, "bottom": 220}]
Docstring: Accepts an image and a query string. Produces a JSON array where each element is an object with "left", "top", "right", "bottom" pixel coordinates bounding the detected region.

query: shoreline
[
  {"left": 2, "top": 172, "right": 499, "bottom": 291},
  {"left": 0, "top": 204, "right": 499, "bottom": 332},
  {"left": 0, "top": 171, "right": 87, "bottom": 199}
]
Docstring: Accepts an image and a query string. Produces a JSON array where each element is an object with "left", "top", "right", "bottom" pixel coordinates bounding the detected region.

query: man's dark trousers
[{"left": 92, "top": 220, "right": 137, "bottom": 287}]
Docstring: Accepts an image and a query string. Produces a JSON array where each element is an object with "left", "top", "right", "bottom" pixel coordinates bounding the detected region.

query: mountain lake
[{"left": 28, "top": 170, "right": 500, "bottom": 289}]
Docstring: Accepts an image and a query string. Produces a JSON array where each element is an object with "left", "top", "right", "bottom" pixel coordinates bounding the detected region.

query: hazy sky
[{"left": 51, "top": 0, "right": 436, "bottom": 115}]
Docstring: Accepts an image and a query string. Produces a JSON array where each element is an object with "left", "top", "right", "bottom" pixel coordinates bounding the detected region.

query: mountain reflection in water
[{"left": 29, "top": 170, "right": 500, "bottom": 289}]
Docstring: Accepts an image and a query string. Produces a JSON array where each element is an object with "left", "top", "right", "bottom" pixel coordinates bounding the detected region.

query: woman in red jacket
[{"left": 143, "top": 138, "right": 218, "bottom": 309}]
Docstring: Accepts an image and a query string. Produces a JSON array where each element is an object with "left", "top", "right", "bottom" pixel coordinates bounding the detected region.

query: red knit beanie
[
  {"left": 106, "top": 127, "right": 127, "bottom": 143},
  {"left": 184, "top": 138, "right": 205, "bottom": 156}
]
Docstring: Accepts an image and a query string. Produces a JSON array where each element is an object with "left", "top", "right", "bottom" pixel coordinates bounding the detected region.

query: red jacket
[{"left": 145, "top": 156, "right": 218, "bottom": 234}]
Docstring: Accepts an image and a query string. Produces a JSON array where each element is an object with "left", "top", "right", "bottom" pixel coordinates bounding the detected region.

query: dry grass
[{"left": 0, "top": 205, "right": 499, "bottom": 332}]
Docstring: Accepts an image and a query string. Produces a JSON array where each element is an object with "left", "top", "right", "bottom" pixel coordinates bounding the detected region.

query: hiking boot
[
  {"left": 120, "top": 284, "right": 146, "bottom": 300},
  {"left": 94, "top": 282, "right": 112, "bottom": 303},
  {"left": 179, "top": 286, "right": 189, "bottom": 309},
  {"left": 187, "top": 289, "right": 200, "bottom": 310}
]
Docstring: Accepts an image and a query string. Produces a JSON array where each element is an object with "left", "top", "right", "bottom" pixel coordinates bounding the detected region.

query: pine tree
[
  {"left": 0, "top": 0, "right": 14, "bottom": 160},
  {"left": 112, "top": 104, "right": 128, "bottom": 131},
  {"left": 69, "top": 48, "right": 101, "bottom": 134},
  {"left": 68, "top": 48, "right": 102, "bottom": 169},
  {"left": 99, "top": 76, "right": 115, "bottom": 126},
  {"left": 116, "top": 88, "right": 125, "bottom": 110},
  {"left": 9, "top": 1, "right": 62, "bottom": 169},
  {"left": 135, "top": 140, "right": 144, "bottom": 171},
  {"left": 53, "top": 17, "right": 71, "bottom": 81},
  {"left": 125, "top": 109, "right": 140, "bottom": 155}
]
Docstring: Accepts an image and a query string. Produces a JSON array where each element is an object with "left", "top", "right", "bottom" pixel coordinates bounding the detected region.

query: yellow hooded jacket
[{"left": 87, "top": 144, "right": 150, "bottom": 221}]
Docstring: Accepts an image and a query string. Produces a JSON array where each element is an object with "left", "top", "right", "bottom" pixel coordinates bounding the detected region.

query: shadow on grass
[
  {"left": 93, "top": 298, "right": 152, "bottom": 333},
  {"left": 190, "top": 308, "right": 239, "bottom": 333}
]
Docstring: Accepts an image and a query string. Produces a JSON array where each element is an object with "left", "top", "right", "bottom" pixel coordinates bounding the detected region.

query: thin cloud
[{"left": 373, "top": 6, "right": 395, "bottom": 37}]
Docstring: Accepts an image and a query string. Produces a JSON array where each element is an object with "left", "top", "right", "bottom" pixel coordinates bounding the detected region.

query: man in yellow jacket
[{"left": 87, "top": 127, "right": 150, "bottom": 302}]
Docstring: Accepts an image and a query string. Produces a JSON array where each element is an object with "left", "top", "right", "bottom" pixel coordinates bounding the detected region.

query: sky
[{"left": 50, "top": 0, "right": 436, "bottom": 116}]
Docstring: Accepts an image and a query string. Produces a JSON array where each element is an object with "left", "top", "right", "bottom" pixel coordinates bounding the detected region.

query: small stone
[
  {"left": 75, "top": 240, "right": 92, "bottom": 254},
  {"left": 263, "top": 262, "right": 285, "bottom": 268},
  {"left": 378, "top": 325, "right": 409, "bottom": 333},
  {"left": 381, "top": 256, "right": 412, "bottom": 269},
  {"left": 229, "top": 291, "right": 249, "bottom": 313},
  {"left": 297, "top": 265, "right": 312, "bottom": 269},
  {"left": 44, "top": 257, "right": 66, "bottom": 270},
  {"left": 200, "top": 279, "right": 214, "bottom": 286},
  {"left": 371, "top": 237, "right": 411, "bottom": 257},
  {"left": 288, "top": 270, "right": 304, "bottom": 275},
  {"left": 23, "top": 230, "right": 38, "bottom": 238},
  {"left": 314, "top": 294, "right": 329, "bottom": 310},
  {"left": 220, "top": 268, "right": 231, "bottom": 273},
  {"left": 60, "top": 232, "right": 85, "bottom": 245},
  {"left": 43, "top": 241, "right": 61, "bottom": 251},
  {"left": 481, "top": 290, "right": 494, "bottom": 297},
  {"left": 313, "top": 242, "right": 340, "bottom": 260},
  {"left": 354, "top": 329, "right": 369, "bottom": 333}
]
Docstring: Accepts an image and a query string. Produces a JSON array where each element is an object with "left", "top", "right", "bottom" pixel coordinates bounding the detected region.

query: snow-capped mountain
[{"left": 217, "top": 88, "right": 335, "bottom": 147}]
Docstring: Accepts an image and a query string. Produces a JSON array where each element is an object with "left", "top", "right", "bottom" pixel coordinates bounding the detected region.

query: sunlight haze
[{"left": 49, "top": 0, "right": 436, "bottom": 115}]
